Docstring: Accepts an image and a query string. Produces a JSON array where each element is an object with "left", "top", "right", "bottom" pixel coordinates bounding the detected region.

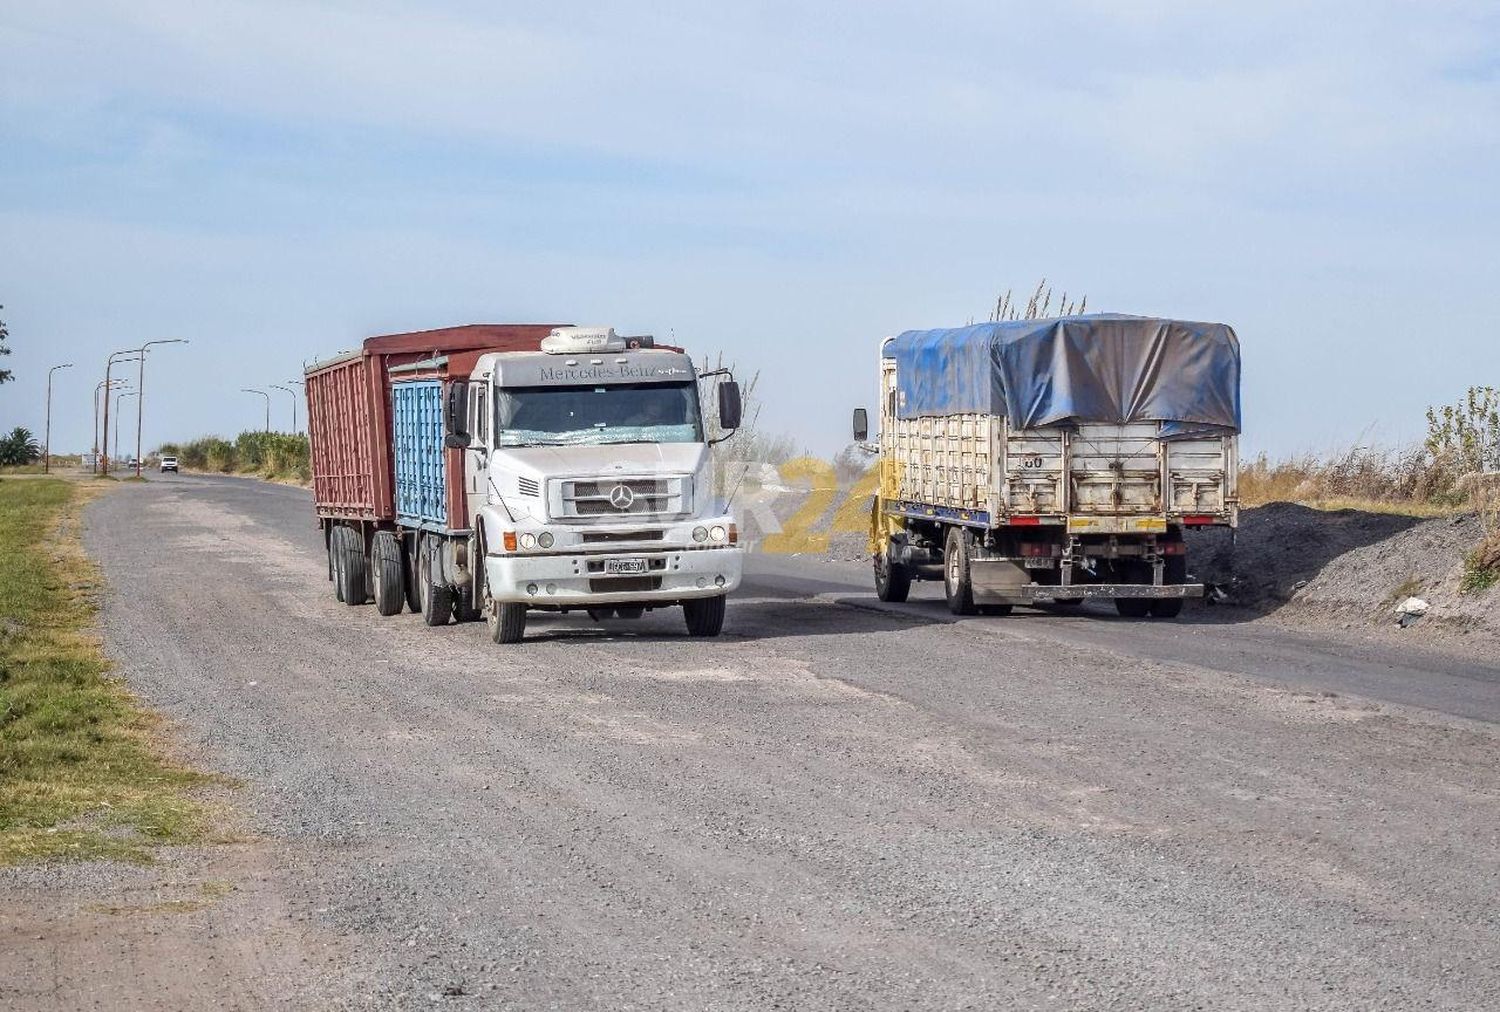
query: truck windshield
[{"left": 494, "top": 382, "right": 703, "bottom": 447}]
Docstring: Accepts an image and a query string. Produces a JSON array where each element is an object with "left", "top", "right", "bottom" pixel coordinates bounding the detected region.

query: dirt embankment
[{"left": 1190, "top": 504, "right": 1497, "bottom": 640}]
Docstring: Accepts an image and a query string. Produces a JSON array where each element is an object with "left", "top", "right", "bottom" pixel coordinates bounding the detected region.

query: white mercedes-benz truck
[{"left": 307, "top": 324, "right": 745, "bottom": 645}]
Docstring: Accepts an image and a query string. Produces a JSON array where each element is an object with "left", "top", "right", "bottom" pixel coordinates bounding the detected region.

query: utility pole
[
  {"left": 270, "top": 384, "right": 298, "bottom": 433},
  {"left": 44, "top": 363, "right": 74, "bottom": 473},
  {"left": 133, "top": 339, "right": 188, "bottom": 478},
  {"left": 241, "top": 388, "right": 271, "bottom": 433}
]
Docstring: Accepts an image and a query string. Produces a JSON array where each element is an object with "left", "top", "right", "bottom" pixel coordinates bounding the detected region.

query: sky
[{"left": 2, "top": 1, "right": 1497, "bottom": 459}]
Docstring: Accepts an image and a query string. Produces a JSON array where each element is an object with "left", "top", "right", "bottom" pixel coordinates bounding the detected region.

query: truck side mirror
[
  {"left": 444, "top": 380, "right": 469, "bottom": 440},
  {"left": 718, "top": 381, "right": 742, "bottom": 430},
  {"left": 853, "top": 407, "right": 869, "bottom": 442}
]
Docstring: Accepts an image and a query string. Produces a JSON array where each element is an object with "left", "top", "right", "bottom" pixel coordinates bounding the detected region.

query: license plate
[
  {"left": 603, "top": 558, "right": 648, "bottom": 575},
  {"left": 1022, "top": 557, "right": 1053, "bottom": 569}
]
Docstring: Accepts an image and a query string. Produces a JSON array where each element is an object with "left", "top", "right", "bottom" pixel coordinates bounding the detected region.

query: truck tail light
[
  {"left": 1007, "top": 515, "right": 1041, "bottom": 526},
  {"left": 1160, "top": 540, "right": 1186, "bottom": 555},
  {"left": 502, "top": 531, "right": 518, "bottom": 552},
  {"left": 728, "top": 523, "right": 738, "bottom": 544},
  {"left": 1018, "top": 542, "right": 1054, "bottom": 557},
  {"left": 1181, "top": 514, "right": 1217, "bottom": 526}
]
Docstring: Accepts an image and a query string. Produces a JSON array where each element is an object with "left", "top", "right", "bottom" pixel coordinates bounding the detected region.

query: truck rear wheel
[
  {"left": 371, "top": 531, "right": 405, "bottom": 617},
  {"left": 683, "top": 595, "right": 726, "bottom": 637},
  {"left": 943, "top": 526, "right": 977, "bottom": 616},
  {"left": 336, "top": 525, "right": 368, "bottom": 606},
  {"left": 489, "top": 603, "right": 527, "bottom": 644},
  {"left": 417, "top": 536, "right": 452, "bottom": 626},
  {"left": 874, "top": 546, "right": 912, "bottom": 603},
  {"left": 329, "top": 531, "right": 345, "bottom": 602}
]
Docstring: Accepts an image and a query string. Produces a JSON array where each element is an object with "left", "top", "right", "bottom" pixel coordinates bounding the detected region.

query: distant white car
[{"left": 159, "top": 455, "right": 179, "bottom": 473}]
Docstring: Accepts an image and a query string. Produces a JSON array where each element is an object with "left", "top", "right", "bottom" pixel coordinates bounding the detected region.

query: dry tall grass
[{"left": 1237, "top": 445, "right": 1462, "bottom": 515}]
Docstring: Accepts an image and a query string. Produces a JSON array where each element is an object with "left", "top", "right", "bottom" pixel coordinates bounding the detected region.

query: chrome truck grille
[{"left": 551, "top": 476, "right": 691, "bottom": 520}]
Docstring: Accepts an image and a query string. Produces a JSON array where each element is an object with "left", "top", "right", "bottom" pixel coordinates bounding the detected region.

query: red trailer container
[{"left": 305, "top": 324, "right": 562, "bottom": 528}]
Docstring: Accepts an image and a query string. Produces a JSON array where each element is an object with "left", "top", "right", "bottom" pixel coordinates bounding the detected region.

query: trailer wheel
[
  {"left": 330, "top": 531, "right": 345, "bottom": 602},
  {"left": 337, "top": 525, "right": 368, "bottom": 606},
  {"left": 683, "top": 595, "right": 727, "bottom": 637},
  {"left": 417, "top": 536, "right": 452, "bottom": 626},
  {"left": 489, "top": 603, "right": 527, "bottom": 644},
  {"left": 402, "top": 534, "right": 421, "bottom": 614},
  {"left": 943, "top": 526, "right": 978, "bottom": 616},
  {"left": 371, "top": 531, "right": 405, "bottom": 617},
  {"left": 874, "top": 546, "right": 912, "bottom": 603}
]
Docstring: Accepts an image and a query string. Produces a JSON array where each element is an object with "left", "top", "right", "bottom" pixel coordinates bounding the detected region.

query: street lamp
[
  {"left": 285, "top": 379, "right": 306, "bottom": 435},
  {"left": 101, "top": 348, "right": 144, "bottom": 476},
  {"left": 269, "top": 384, "right": 298, "bottom": 433},
  {"left": 132, "top": 339, "right": 188, "bottom": 478},
  {"left": 44, "top": 363, "right": 74, "bottom": 473},
  {"left": 241, "top": 388, "right": 271, "bottom": 432},
  {"left": 114, "top": 391, "right": 138, "bottom": 464},
  {"left": 94, "top": 377, "right": 129, "bottom": 471}
]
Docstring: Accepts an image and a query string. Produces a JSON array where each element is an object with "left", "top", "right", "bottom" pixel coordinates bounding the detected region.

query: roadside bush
[{"left": 156, "top": 432, "right": 308, "bottom": 481}]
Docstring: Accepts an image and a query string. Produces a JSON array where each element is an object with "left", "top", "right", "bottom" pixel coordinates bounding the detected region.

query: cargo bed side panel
[
  {"left": 306, "top": 355, "right": 381, "bottom": 518},
  {"left": 392, "top": 380, "right": 447, "bottom": 529}
]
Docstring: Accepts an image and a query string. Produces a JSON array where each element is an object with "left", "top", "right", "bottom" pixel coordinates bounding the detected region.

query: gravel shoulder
[{"left": 4, "top": 474, "right": 1498, "bottom": 1010}]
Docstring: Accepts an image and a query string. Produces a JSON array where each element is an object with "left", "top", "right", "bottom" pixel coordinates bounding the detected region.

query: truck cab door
[{"left": 465, "top": 380, "right": 490, "bottom": 524}]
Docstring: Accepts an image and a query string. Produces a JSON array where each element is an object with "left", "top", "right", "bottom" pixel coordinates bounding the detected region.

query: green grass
[{"left": 0, "top": 477, "right": 214, "bottom": 864}]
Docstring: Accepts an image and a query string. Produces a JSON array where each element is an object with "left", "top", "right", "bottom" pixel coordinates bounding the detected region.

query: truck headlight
[
  {"left": 709, "top": 525, "right": 727, "bottom": 542},
  {"left": 519, "top": 532, "right": 537, "bottom": 550},
  {"left": 538, "top": 531, "right": 554, "bottom": 548},
  {"left": 692, "top": 526, "right": 709, "bottom": 543}
]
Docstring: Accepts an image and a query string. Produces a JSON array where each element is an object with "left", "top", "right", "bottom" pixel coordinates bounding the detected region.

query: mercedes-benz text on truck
[{"left": 306, "top": 324, "right": 745, "bottom": 644}]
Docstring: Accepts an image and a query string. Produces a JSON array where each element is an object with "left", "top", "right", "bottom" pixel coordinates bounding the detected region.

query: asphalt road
[{"left": 13, "top": 473, "right": 1500, "bottom": 1010}]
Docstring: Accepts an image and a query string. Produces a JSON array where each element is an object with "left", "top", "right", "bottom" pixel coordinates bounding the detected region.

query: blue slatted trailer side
[{"left": 392, "top": 379, "right": 448, "bottom": 532}]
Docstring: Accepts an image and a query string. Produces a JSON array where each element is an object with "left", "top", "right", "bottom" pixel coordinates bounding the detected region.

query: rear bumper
[
  {"left": 485, "top": 546, "right": 742, "bottom": 606},
  {"left": 1013, "top": 583, "right": 1203, "bottom": 602}
]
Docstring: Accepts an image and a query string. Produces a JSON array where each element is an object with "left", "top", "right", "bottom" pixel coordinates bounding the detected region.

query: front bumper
[{"left": 485, "top": 546, "right": 743, "bottom": 606}]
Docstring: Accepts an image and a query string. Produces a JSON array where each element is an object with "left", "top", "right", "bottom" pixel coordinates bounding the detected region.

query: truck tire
[
  {"left": 943, "top": 526, "right": 978, "bottom": 616},
  {"left": 874, "top": 546, "right": 912, "bottom": 603},
  {"left": 329, "top": 532, "right": 345, "bottom": 602},
  {"left": 683, "top": 595, "right": 727, "bottom": 637},
  {"left": 1149, "top": 554, "right": 1188, "bottom": 618},
  {"left": 488, "top": 602, "right": 527, "bottom": 644},
  {"left": 337, "top": 525, "right": 368, "bottom": 606},
  {"left": 417, "top": 536, "right": 452, "bottom": 627},
  {"left": 402, "top": 535, "right": 421, "bottom": 614},
  {"left": 371, "top": 530, "right": 405, "bottom": 617}
]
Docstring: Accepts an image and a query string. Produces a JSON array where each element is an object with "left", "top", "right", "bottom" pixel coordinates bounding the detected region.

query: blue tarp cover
[{"left": 884, "top": 314, "right": 1241, "bottom": 436}]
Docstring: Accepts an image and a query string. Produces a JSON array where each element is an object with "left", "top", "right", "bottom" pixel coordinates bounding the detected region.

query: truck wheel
[
  {"left": 417, "top": 537, "right": 452, "bottom": 627},
  {"left": 337, "top": 526, "right": 368, "bottom": 606},
  {"left": 330, "top": 532, "right": 345, "bottom": 602},
  {"left": 402, "top": 535, "right": 421, "bottom": 614},
  {"left": 683, "top": 595, "right": 727, "bottom": 637},
  {"left": 371, "top": 531, "right": 405, "bottom": 617},
  {"left": 943, "top": 526, "right": 977, "bottom": 616},
  {"left": 874, "top": 546, "right": 912, "bottom": 603},
  {"left": 1149, "top": 555, "right": 1188, "bottom": 618},
  {"left": 488, "top": 602, "right": 527, "bottom": 644}
]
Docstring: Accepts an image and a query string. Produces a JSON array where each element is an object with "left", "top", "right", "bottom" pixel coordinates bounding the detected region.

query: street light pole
[
  {"left": 133, "top": 339, "right": 188, "bottom": 478},
  {"left": 44, "top": 363, "right": 74, "bottom": 473},
  {"left": 93, "top": 378, "right": 128, "bottom": 472},
  {"left": 269, "top": 384, "right": 298, "bottom": 433},
  {"left": 241, "top": 389, "right": 271, "bottom": 433},
  {"left": 115, "top": 391, "right": 138, "bottom": 464},
  {"left": 102, "top": 348, "right": 143, "bottom": 476},
  {"left": 284, "top": 379, "right": 306, "bottom": 435}
]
